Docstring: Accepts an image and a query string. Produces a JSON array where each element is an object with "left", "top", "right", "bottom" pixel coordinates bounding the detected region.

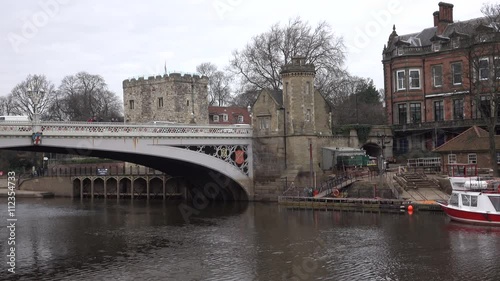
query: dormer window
[
  {"left": 451, "top": 37, "right": 460, "bottom": 48},
  {"left": 433, "top": 43, "right": 440, "bottom": 52}
]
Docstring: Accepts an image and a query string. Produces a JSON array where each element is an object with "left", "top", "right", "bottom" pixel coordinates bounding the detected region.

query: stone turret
[{"left": 280, "top": 56, "right": 317, "bottom": 135}]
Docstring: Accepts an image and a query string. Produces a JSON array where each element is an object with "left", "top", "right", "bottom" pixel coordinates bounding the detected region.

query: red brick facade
[{"left": 382, "top": 2, "right": 500, "bottom": 155}]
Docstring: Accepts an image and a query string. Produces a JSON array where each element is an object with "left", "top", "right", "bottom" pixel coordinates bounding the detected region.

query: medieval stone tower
[
  {"left": 280, "top": 57, "right": 331, "bottom": 136},
  {"left": 123, "top": 73, "right": 209, "bottom": 124},
  {"left": 281, "top": 56, "right": 316, "bottom": 135}
]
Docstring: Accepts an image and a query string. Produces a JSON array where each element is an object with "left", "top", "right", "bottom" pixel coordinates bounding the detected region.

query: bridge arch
[
  {"left": 361, "top": 142, "right": 382, "bottom": 158},
  {"left": 0, "top": 122, "right": 253, "bottom": 200}
]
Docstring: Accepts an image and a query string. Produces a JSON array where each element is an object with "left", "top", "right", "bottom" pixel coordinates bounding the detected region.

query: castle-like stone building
[{"left": 123, "top": 73, "right": 209, "bottom": 124}]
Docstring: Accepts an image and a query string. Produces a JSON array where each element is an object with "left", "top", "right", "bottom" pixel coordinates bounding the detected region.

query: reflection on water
[{"left": 1, "top": 199, "right": 500, "bottom": 280}]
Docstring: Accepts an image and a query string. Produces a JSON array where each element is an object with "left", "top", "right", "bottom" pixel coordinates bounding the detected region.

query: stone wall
[
  {"left": 123, "top": 74, "right": 209, "bottom": 124},
  {"left": 19, "top": 177, "right": 74, "bottom": 197}
]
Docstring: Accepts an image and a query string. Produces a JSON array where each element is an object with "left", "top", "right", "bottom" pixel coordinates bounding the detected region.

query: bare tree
[
  {"left": 467, "top": 3, "right": 500, "bottom": 176},
  {"left": 55, "top": 72, "right": 122, "bottom": 121},
  {"left": 196, "top": 62, "right": 232, "bottom": 106},
  {"left": 9, "top": 74, "right": 56, "bottom": 120},
  {"left": 230, "top": 17, "right": 346, "bottom": 97},
  {"left": 0, "top": 95, "right": 19, "bottom": 116}
]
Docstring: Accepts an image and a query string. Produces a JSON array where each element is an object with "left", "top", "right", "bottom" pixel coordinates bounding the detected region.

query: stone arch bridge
[{"left": 0, "top": 121, "right": 253, "bottom": 200}]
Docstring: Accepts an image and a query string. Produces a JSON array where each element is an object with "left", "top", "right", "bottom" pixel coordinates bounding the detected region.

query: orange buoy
[
  {"left": 408, "top": 205, "right": 414, "bottom": 212},
  {"left": 333, "top": 189, "right": 340, "bottom": 197}
]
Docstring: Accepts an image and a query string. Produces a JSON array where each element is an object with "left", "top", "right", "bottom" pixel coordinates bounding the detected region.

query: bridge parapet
[{"left": 0, "top": 122, "right": 252, "bottom": 138}]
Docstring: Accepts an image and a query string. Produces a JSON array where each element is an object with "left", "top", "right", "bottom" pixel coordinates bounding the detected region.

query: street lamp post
[
  {"left": 279, "top": 106, "right": 287, "bottom": 170},
  {"left": 27, "top": 84, "right": 44, "bottom": 132},
  {"left": 27, "top": 84, "right": 44, "bottom": 174}
]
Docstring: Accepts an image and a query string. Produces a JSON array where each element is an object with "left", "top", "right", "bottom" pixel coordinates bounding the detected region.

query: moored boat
[{"left": 437, "top": 163, "right": 500, "bottom": 226}]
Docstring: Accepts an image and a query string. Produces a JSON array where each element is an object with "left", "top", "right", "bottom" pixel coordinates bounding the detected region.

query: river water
[{"left": 1, "top": 198, "right": 500, "bottom": 281}]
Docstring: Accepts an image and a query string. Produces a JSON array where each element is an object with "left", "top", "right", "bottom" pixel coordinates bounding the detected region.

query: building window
[
  {"left": 434, "top": 100, "right": 444, "bottom": 121},
  {"left": 259, "top": 117, "right": 270, "bottom": 130},
  {"left": 306, "top": 82, "right": 311, "bottom": 95},
  {"left": 468, "top": 153, "right": 477, "bottom": 164},
  {"left": 479, "top": 58, "right": 489, "bottom": 80},
  {"left": 129, "top": 100, "right": 134, "bottom": 110},
  {"left": 237, "top": 115, "right": 244, "bottom": 123},
  {"left": 453, "top": 99, "right": 464, "bottom": 120},
  {"left": 448, "top": 154, "right": 457, "bottom": 164},
  {"left": 451, "top": 62, "right": 462, "bottom": 85},
  {"left": 409, "top": 69, "right": 421, "bottom": 89},
  {"left": 410, "top": 103, "right": 421, "bottom": 123},
  {"left": 158, "top": 97, "right": 163, "bottom": 108},
  {"left": 396, "top": 70, "right": 406, "bottom": 90},
  {"left": 187, "top": 100, "right": 190, "bottom": 106},
  {"left": 222, "top": 114, "right": 228, "bottom": 122},
  {"left": 433, "top": 43, "right": 440, "bottom": 52},
  {"left": 213, "top": 115, "right": 219, "bottom": 122},
  {"left": 497, "top": 152, "right": 500, "bottom": 164},
  {"left": 495, "top": 57, "right": 500, "bottom": 79},
  {"left": 397, "top": 138, "right": 409, "bottom": 154},
  {"left": 451, "top": 37, "right": 460, "bottom": 49},
  {"left": 398, "top": 104, "right": 407, "bottom": 125},
  {"left": 432, "top": 65, "right": 443, "bottom": 87},
  {"left": 479, "top": 96, "right": 491, "bottom": 118}
]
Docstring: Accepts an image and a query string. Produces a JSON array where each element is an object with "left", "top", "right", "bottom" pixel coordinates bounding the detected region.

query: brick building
[
  {"left": 123, "top": 73, "right": 209, "bottom": 124},
  {"left": 382, "top": 2, "right": 500, "bottom": 156},
  {"left": 208, "top": 106, "right": 251, "bottom": 125},
  {"left": 434, "top": 126, "right": 500, "bottom": 172}
]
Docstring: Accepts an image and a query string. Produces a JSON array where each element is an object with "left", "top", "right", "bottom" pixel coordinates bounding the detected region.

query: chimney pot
[{"left": 433, "top": 11, "right": 439, "bottom": 27}]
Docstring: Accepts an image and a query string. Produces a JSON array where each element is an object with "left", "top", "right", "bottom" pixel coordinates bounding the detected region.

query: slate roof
[
  {"left": 386, "top": 17, "right": 488, "bottom": 52},
  {"left": 433, "top": 126, "right": 500, "bottom": 152}
]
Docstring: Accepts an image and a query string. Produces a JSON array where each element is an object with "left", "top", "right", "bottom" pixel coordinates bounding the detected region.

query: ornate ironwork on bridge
[{"left": 183, "top": 145, "right": 249, "bottom": 175}]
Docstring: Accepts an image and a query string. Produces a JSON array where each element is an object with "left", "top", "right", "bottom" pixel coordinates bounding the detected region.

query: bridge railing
[{"left": 0, "top": 121, "right": 253, "bottom": 137}]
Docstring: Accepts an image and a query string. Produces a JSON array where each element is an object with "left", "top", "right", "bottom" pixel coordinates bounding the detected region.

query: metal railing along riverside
[
  {"left": 278, "top": 195, "right": 410, "bottom": 206},
  {"left": 282, "top": 171, "right": 369, "bottom": 198}
]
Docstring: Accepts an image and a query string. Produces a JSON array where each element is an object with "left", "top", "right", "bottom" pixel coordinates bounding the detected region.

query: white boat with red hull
[{"left": 437, "top": 164, "right": 500, "bottom": 226}]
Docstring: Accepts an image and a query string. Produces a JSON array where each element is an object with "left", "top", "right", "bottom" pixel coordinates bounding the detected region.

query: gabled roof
[
  {"left": 386, "top": 17, "right": 489, "bottom": 52},
  {"left": 208, "top": 106, "right": 251, "bottom": 125},
  {"left": 433, "top": 126, "right": 500, "bottom": 152}
]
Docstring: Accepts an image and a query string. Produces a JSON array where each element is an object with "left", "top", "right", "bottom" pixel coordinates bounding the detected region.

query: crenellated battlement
[{"left": 123, "top": 73, "right": 208, "bottom": 88}]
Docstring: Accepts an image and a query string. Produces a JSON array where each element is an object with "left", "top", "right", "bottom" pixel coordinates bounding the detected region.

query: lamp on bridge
[{"left": 27, "top": 83, "right": 44, "bottom": 128}]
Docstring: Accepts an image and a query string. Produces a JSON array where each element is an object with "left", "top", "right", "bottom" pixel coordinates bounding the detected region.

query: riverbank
[{"left": 0, "top": 188, "right": 55, "bottom": 198}]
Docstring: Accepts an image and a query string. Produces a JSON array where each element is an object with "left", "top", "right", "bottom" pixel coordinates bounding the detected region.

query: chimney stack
[
  {"left": 437, "top": 2, "right": 454, "bottom": 34},
  {"left": 433, "top": 11, "right": 439, "bottom": 27}
]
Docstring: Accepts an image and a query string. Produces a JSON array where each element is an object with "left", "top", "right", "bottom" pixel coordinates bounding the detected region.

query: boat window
[
  {"left": 488, "top": 196, "right": 500, "bottom": 212},
  {"left": 450, "top": 193, "right": 459, "bottom": 206},
  {"left": 471, "top": 195, "right": 478, "bottom": 207},
  {"left": 461, "top": 194, "right": 471, "bottom": 206}
]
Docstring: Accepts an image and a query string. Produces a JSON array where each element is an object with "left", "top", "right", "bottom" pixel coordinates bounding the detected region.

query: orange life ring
[{"left": 333, "top": 189, "right": 340, "bottom": 197}]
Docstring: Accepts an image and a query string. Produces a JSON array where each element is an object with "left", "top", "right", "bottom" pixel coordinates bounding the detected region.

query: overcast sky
[{"left": 0, "top": 0, "right": 492, "bottom": 100}]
